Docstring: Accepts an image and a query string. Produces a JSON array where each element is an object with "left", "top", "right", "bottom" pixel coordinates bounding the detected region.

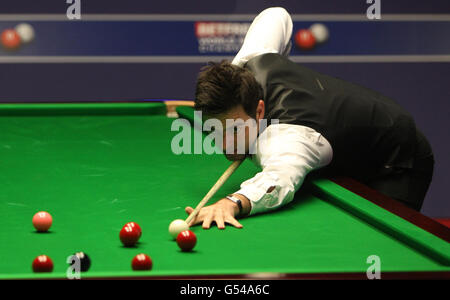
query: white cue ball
[
  {"left": 169, "top": 219, "right": 189, "bottom": 239},
  {"left": 15, "top": 23, "right": 35, "bottom": 44},
  {"left": 309, "top": 23, "right": 329, "bottom": 44}
]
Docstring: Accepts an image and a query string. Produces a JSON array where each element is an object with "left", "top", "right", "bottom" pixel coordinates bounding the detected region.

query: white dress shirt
[{"left": 231, "top": 7, "right": 334, "bottom": 215}]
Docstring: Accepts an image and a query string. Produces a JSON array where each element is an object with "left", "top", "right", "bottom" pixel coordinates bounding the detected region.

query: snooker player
[{"left": 185, "top": 7, "right": 434, "bottom": 229}]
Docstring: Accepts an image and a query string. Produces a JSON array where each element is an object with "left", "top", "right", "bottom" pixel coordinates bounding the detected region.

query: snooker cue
[{"left": 185, "top": 160, "right": 243, "bottom": 225}]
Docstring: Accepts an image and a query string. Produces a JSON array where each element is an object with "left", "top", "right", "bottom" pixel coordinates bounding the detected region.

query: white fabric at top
[{"left": 232, "top": 7, "right": 293, "bottom": 67}]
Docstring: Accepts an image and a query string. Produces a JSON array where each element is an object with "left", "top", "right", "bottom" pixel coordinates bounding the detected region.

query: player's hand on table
[{"left": 185, "top": 199, "right": 243, "bottom": 229}]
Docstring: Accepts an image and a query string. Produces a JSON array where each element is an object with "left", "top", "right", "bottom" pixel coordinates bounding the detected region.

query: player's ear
[{"left": 256, "top": 100, "right": 265, "bottom": 121}]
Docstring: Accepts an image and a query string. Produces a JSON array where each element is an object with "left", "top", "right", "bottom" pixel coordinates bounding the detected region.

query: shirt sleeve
[
  {"left": 234, "top": 124, "right": 333, "bottom": 216},
  {"left": 231, "top": 7, "right": 293, "bottom": 67}
]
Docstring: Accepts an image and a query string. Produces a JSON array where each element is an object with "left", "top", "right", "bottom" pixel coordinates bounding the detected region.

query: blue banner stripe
[{"left": 0, "top": 20, "right": 449, "bottom": 56}]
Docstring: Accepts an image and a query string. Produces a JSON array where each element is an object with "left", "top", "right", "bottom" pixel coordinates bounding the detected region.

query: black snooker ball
[{"left": 70, "top": 252, "right": 91, "bottom": 272}]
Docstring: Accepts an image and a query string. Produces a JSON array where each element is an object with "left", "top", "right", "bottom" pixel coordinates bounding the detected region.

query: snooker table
[{"left": 0, "top": 102, "right": 449, "bottom": 280}]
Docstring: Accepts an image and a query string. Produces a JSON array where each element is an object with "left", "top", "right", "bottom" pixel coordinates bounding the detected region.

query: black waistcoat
[{"left": 244, "top": 53, "right": 417, "bottom": 181}]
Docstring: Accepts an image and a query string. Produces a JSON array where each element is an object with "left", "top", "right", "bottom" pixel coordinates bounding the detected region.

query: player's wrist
[
  {"left": 227, "top": 194, "right": 251, "bottom": 217},
  {"left": 235, "top": 194, "right": 251, "bottom": 217},
  {"left": 221, "top": 198, "right": 241, "bottom": 216}
]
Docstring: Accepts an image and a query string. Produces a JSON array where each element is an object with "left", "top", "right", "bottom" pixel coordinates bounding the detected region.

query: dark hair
[{"left": 194, "top": 61, "right": 262, "bottom": 118}]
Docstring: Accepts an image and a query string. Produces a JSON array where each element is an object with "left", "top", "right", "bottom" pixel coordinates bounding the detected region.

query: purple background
[
  {"left": 0, "top": 0, "right": 449, "bottom": 218},
  {"left": 0, "top": 0, "right": 449, "bottom": 14}
]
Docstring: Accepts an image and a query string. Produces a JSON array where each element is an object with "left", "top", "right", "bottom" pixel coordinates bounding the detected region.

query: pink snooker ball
[{"left": 32, "top": 211, "right": 52, "bottom": 232}]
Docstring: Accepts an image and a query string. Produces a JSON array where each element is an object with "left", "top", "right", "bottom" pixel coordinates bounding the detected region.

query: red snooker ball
[
  {"left": 131, "top": 254, "right": 152, "bottom": 271},
  {"left": 176, "top": 230, "right": 197, "bottom": 252},
  {"left": 120, "top": 223, "right": 140, "bottom": 247},
  {"left": 294, "top": 29, "right": 316, "bottom": 50},
  {"left": 1, "top": 29, "right": 21, "bottom": 50},
  {"left": 32, "top": 211, "right": 53, "bottom": 232},
  {"left": 32, "top": 255, "right": 54, "bottom": 273},
  {"left": 126, "top": 222, "right": 142, "bottom": 238}
]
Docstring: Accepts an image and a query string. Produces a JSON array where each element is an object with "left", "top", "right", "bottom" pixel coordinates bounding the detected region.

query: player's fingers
[
  {"left": 185, "top": 207, "right": 204, "bottom": 227},
  {"left": 202, "top": 211, "right": 214, "bottom": 229},
  {"left": 225, "top": 216, "right": 243, "bottom": 229},
  {"left": 215, "top": 209, "right": 225, "bottom": 229},
  {"left": 185, "top": 207, "right": 196, "bottom": 226},
  {"left": 187, "top": 218, "right": 198, "bottom": 227}
]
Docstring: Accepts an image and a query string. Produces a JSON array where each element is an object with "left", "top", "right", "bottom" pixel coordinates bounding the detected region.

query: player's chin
[{"left": 224, "top": 153, "right": 246, "bottom": 161}]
